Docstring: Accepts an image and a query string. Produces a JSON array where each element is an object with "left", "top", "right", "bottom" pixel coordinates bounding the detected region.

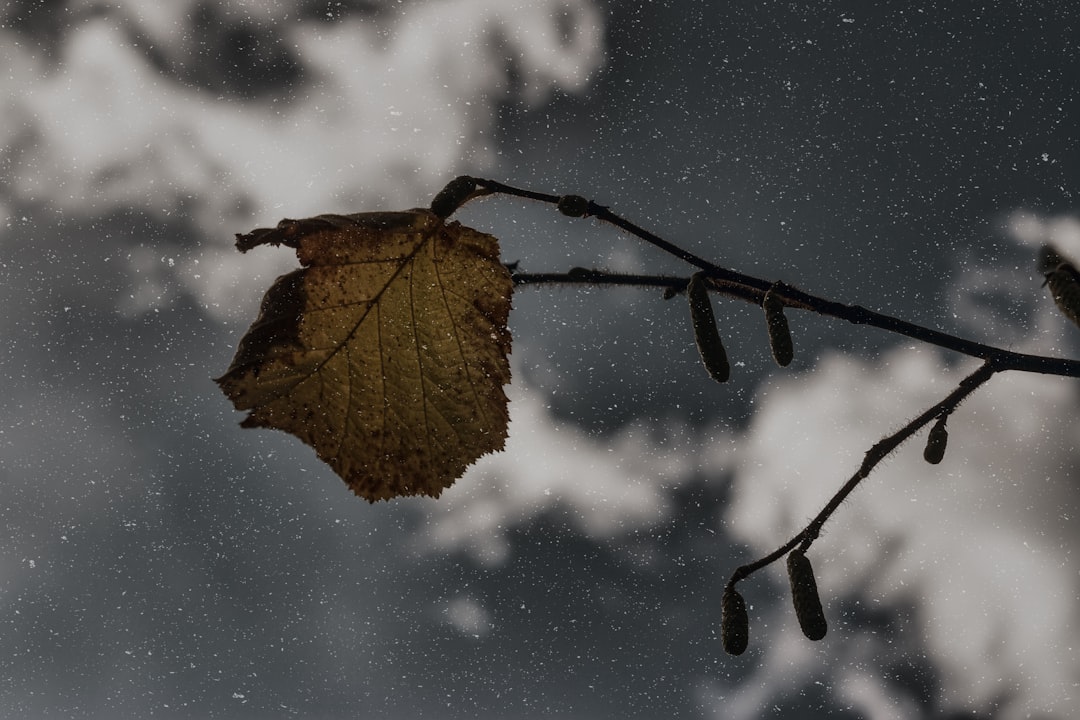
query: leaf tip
[{"left": 220, "top": 212, "right": 513, "bottom": 503}]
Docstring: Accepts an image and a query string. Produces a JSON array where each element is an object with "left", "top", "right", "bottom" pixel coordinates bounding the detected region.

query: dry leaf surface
[{"left": 217, "top": 209, "right": 512, "bottom": 501}]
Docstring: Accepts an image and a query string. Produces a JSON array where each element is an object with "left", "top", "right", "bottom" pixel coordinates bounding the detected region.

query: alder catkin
[
  {"left": 687, "top": 272, "right": 731, "bottom": 383},
  {"left": 721, "top": 585, "right": 749, "bottom": 656},
  {"left": 787, "top": 550, "right": 827, "bottom": 641},
  {"left": 923, "top": 416, "right": 949, "bottom": 465},
  {"left": 762, "top": 288, "right": 794, "bottom": 367}
]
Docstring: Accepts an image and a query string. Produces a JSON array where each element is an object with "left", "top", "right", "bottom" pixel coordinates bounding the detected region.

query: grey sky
[{"left": 2, "top": 2, "right": 1078, "bottom": 718}]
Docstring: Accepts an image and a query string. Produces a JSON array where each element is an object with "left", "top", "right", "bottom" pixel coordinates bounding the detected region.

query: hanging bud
[
  {"left": 557, "top": 194, "right": 591, "bottom": 218},
  {"left": 762, "top": 287, "right": 794, "bottom": 367},
  {"left": 923, "top": 416, "right": 949, "bottom": 465},
  {"left": 687, "top": 272, "right": 731, "bottom": 383},
  {"left": 1041, "top": 253, "right": 1080, "bottom": 329},
  {"left": 429, "top": 176, "right": 479, "bottom": 218},
  {"left": 787, "top": 550, "right": 827, "bottom": 641},
  {"left": 721, "top": 584, "right": 749, "bottom": 656}
]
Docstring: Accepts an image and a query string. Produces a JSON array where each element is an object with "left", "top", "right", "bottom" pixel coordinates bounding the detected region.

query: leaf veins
[{"left": 216, "top": 209, "right": 513, "bottom": 501}]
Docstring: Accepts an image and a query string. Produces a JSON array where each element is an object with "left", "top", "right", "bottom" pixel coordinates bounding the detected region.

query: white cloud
[
  {"left": 2, "top": 1, "right": 604, "bottom": 317},
  {"left": 416, "top": 373, "right": 733, "bottom": 565},
  {"left": 440, "top": 594, "right": 493, "bottom": 637},
  {"left": 1008, "top": 210, "right": 1080, "bottom": 257},
  {"left": 724, "top": 345, "right": 1080, "bottom": 719}
]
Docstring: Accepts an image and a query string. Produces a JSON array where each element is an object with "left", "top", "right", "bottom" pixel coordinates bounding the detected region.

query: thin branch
[
  {"left": 511, "top": 269, "right": 685, "bottom": 293},
  {"left": 728, "top": 361, "right": 997, "bottom": 585},
  {"left": 472, "top": 177, "right": 1080, "bottom": 379},
  {"left": 434, "top": 176, "right": 1079, "bottom": 653},
  {"left": 509, "top": 267, "right": 1002, "bottom": 586}
]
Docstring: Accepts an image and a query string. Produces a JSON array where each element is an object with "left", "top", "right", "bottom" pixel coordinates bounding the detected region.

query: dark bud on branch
[
  {"left": 687, "top": 272, "right": 731, "bottom": 383},
  {"left": 721, "top": 584, "right": 749, "bottom": 656},
  {"left": 430, "top": 176, "right": 479, "bottom": 219},
  {"left": 787, "top": 550, "right": 827, "bottom": 641},
  {"left": 763, "top": 287, "right": 794, "bottom": 367},
  {"left": 923, "top": 416, "right": 949, "bottom": 465},
  {"left": 557, "top": 194, "right": 591, "bottom": 218}
]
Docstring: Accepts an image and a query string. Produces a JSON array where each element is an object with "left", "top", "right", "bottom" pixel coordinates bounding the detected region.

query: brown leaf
[
  {"left": 1040, "top": 244, "right": 1080, "bottom": 330},
  {"left": 216, "top": 209, "right": 513, "bottom": 501}
]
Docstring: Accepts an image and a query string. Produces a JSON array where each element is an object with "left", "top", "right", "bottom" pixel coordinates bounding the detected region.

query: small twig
[
  {"left": 432, "top": 176, "right": 1079, "bottom": 653},
  {"left": 728, "top": 361, "right": 997, "bottom": 585},
  {"left": 467, "top": 177, "right": 1080, "bottom": 379}
]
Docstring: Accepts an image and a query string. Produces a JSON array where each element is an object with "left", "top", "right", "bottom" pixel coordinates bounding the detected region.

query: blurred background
[{"left": 2, "top": 1, "right": 1079, "bottom": 717}]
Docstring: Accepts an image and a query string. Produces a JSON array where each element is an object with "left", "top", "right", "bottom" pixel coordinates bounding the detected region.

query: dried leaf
[
  {"left": 1038, "top": 244, "right": 1066, "bottom": 274},
  {"left": 217, "top": 209, "right": 513, "bottom": 502},
  {"left": 1040, "top": 244, "right": 1080, "bottom": 330}
]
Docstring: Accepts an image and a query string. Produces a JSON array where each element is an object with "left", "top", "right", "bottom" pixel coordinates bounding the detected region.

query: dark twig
[
  {"left": 436, "top": 176, "right": 1078, "bottom": 653},
  {"left": 468, "top": 177, "right": 1080, "bottom": 379},
  {"left": 511, "top": 269, "right": 685, "bottom": 293}
]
